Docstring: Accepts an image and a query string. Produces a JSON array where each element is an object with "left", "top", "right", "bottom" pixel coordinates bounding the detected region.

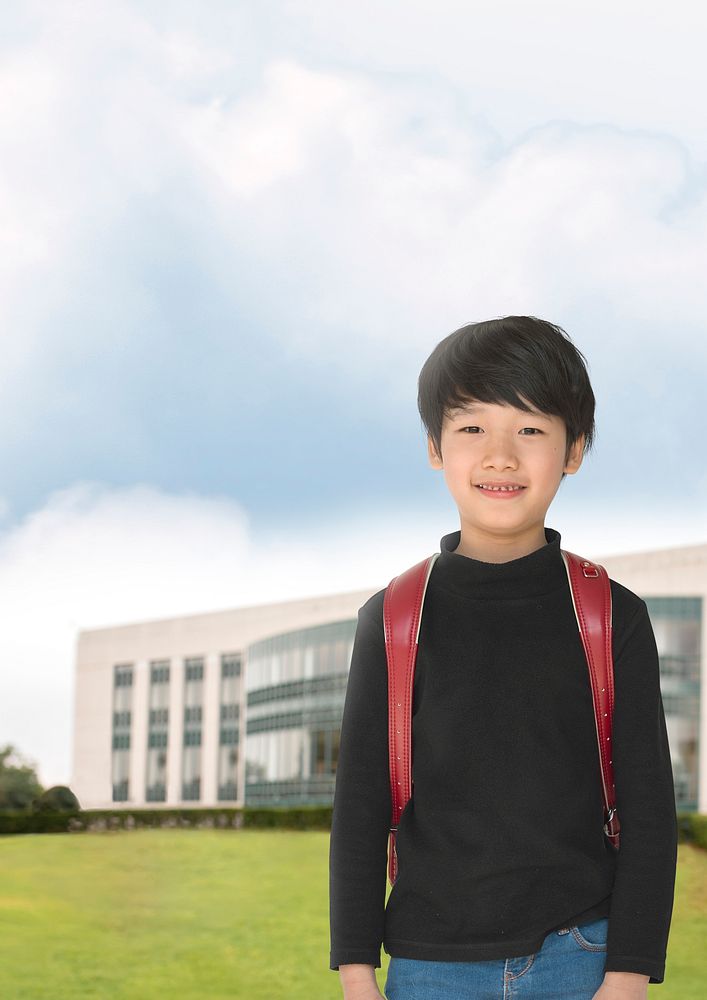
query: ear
[
  {"left": 563, "top": 434, "right": 585, "bottom": 476},
  {"left": 428, "top": 434, "right": 443, "bottom": 469}
]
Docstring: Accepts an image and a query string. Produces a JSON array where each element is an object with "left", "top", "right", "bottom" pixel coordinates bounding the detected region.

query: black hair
[{"left": 417, "top": 315, "right": 596, "bottom": 480}]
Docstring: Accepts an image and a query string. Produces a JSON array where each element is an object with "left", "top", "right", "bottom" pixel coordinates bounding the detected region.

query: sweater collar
[{"left": 434, "top": 526, "right": 567, "bottom": 600}]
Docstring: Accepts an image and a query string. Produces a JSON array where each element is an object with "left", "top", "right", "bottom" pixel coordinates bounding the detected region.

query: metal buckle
[{"left": 603, "top": 807, "right": 615, "bottom": 834}]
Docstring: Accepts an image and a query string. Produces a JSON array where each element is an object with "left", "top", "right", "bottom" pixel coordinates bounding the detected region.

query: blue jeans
[{"left": 384, "top": 917, "right": 609, "bottom": 999}]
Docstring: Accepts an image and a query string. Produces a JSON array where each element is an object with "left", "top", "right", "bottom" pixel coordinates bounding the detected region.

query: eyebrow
[{"left": 449, "top": 403, "right": 550, "bottom": 419}]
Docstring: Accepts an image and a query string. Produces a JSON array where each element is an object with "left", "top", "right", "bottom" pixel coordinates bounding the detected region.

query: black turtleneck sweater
[{"left": 329, "top": 526, "right": 678, "bottom": 983}]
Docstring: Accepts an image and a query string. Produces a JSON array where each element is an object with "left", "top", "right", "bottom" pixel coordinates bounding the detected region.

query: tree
[{"left": 0, "top": 743, "right": 44, "bottom": 811}]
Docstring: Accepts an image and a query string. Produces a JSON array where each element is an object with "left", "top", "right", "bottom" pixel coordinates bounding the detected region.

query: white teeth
[{"left": 478, "top": 484, "right": 523, "bottom": 491}]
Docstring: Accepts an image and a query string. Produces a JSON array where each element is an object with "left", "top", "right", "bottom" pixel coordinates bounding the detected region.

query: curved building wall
[
  {"left": 645, "top": 596, "right": 701, "bottom": 811},
  {"left": 244, "top": 619, "right": 356, "bottom": 806}
]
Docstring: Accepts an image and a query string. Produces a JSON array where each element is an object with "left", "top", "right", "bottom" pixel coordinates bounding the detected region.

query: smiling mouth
[{"left": 475, "top": 484, "right": 527, "bottom": 493}]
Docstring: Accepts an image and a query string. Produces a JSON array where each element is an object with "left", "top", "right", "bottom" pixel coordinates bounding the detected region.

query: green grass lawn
[{"left": 0, "top": 830, "right": 704, "bottom": 999}]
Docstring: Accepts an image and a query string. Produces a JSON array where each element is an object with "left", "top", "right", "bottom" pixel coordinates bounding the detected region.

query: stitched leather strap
[
  {"left": 383, "top": 553, "right": 439, "bottom": 885},
  {"left": 560, "top": 549, "right": 620, "bottom": 848}
]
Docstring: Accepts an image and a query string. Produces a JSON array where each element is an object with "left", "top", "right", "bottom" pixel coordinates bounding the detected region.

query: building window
[
  {"left": 146, "top": 659, "right": 170, "bottom": 802},
  {"left": 218, "top": 653, "right": 242, "bottom": 801},
  {"left": 112, "top": 663, "right": 133, "bottom": 801},
  {"left": 182, "top": 656, "right": 204, "bottom": 801},
  {"left": 312, "top": 728, "right": 340, "bottom": 776},
  {"left": 222, "top": 652, "right": 241, "bottom": 678},
  {"left": 185, "top": 658, "right": 204, "bottom": 682}
]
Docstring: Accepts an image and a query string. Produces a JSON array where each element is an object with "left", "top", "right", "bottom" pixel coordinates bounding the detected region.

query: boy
[{"left": 329, "top": 317, "right": 678, "bottom": 1000}]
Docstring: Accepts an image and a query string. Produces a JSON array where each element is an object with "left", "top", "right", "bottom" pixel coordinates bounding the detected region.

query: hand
[
  {"left": 591, "top": 971, "right": 650, "bottom": 999},
  {"left": 342, "top": 985, "right": 384, "bottom": 1000},
  {"left": 339, "top": 963, "right": 384, "bottom": 1000}
]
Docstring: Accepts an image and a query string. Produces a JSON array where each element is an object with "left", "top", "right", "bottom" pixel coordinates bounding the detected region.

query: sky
[{"left": 0, "top": 1, "right": 705, "bottom": 789}]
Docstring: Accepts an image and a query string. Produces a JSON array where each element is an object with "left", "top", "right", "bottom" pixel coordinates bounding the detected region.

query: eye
[{"left": 459, "top": 426, "right": 543, "bottom": 435}]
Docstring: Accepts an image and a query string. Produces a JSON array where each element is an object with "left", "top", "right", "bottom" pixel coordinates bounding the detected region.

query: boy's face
[{"left": 427, "top": 397, "right": 584, "bottom": 536}]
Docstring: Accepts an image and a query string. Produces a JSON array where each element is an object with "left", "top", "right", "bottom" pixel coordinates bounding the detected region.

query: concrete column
[
  {"left": 167, "top": 657, "right": 185, "bottom": 805},
  {"left": 201, "top": 651, "right": 221, "bottom": 805}
]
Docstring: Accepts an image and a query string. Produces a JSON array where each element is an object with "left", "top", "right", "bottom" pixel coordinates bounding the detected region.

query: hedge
[
  {"left": 0, "top": 807, "right": 705, "bottom": 843},
  {"left": 0, "top": 804, "right": 332, "bottom": 835}
]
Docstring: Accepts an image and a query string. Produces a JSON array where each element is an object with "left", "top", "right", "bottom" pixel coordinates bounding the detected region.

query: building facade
[
  {"left": 73, "top": 590, "right": 368, "bottom": 810},
  {"left": 72, "top": 538, "right": 707, "bottom": 813}
]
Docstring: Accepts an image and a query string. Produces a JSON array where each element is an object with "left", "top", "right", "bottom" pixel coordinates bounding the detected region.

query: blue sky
[{"left": 0, "top": 1, "right": 705, "bottom": 788}]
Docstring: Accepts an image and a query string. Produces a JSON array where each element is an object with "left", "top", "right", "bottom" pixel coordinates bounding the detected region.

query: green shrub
[{"left": 31, "top": 785, "right": 81, "bottom": 813}]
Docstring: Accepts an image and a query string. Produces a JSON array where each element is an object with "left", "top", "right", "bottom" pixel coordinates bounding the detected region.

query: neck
[
  {"left": 435, "top": 524, "right": 566, "bottom": 600},
  {"left": 453, "top": 523, "right": 550, "bottom": 564}
]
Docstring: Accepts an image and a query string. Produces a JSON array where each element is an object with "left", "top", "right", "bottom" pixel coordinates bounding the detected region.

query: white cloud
[
  {"left": 171, "top": 62, "right": 707, "bottom": 385},
  {"left": 281, "top": 0, "right": 707, "bottom": 161},
  {"left": 1, "top": 5, "right": 706, "bottom": 411}
]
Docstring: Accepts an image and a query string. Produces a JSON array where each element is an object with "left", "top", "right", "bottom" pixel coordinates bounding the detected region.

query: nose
[{"left": 481, "top": 433, "right": 520, "bottom": 470}]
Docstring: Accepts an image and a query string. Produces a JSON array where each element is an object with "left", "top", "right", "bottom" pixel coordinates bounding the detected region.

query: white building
[{"left": 71, "top": 538, "right": 706, "bottom": 813}]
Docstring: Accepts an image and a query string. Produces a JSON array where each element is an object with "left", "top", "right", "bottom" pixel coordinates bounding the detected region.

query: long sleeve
[
  {"left": 329, "top": 597, "right": 391, "bottom": 971},
  {"left": 604, "top": 599, "right": 678, "bottom": 984}
]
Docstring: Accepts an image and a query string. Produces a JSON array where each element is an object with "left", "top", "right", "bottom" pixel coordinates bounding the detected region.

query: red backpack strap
[
  {"left": 383, "top": 545, "right": 620, "bottom": 888},
  {"left": 560, "top": 549, "right": 620, "bottom": 850},
  {"left": 383, "top": 553, "right": 439, "bottom": 885}
]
